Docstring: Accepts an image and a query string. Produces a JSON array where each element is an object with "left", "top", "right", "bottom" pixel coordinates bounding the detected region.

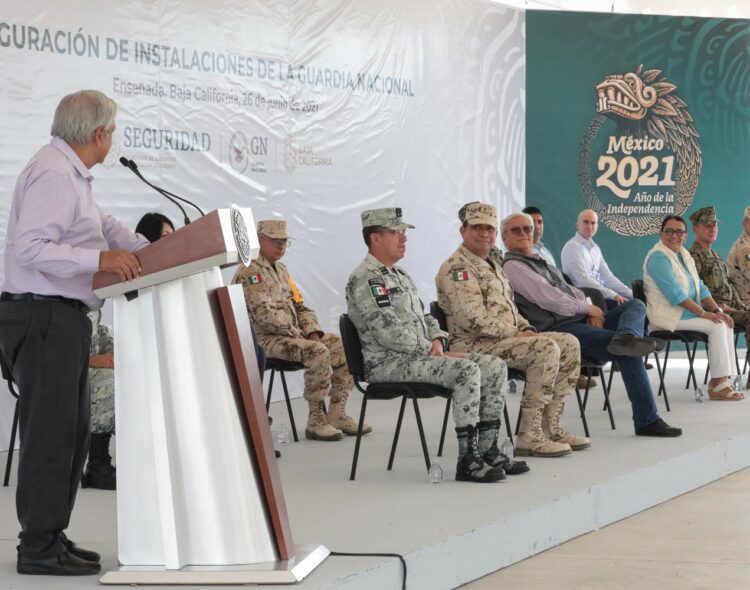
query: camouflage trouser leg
[
  {"left": 260, "top": 335, "right": 332, "bottom": 402},
  {"left": 320, "top": 333, "right": 354, "bottom": 401},
  {"left": 367, "top": 353, "right": 506, "bottom": 427},
  {"left": 89, "top": 367, "right": 115, "bottom": 434},
  {"left": 729, "top": 309, "right": 750, "bottom": 364}
]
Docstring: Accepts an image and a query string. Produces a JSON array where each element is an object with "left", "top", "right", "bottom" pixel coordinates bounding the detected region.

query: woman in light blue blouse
[{"left": 643, "top": 215, "right": 741, "bottom": 400}]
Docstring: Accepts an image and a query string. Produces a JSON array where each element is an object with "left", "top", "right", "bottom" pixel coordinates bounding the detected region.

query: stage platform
[{"left": 0, "top": 353, "right": 748, "bottom": 589}]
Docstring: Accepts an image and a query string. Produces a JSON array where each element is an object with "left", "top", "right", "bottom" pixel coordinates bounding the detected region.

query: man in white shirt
[{"left": 561, "top": 209, "right": 632, "bottom": 308}]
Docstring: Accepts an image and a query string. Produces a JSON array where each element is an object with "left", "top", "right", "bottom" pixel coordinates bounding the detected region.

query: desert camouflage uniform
[
  {"left": 690, "top": 242, "right": 750, "bottom": 363},
  {"left": 728, "top": 232, "right": 750, "bottom": 307},
  {"left": 436, "top": 245, "right": 580, "bottom": 410},
  {"left": 232, "top": 254, "right": 352, "bottom": 402},
  {"left": 88, "top": 311, "right": 115, "bottom": 435},
  {"left": 346, "top": 254, "right": 506, "bottom": 427}
]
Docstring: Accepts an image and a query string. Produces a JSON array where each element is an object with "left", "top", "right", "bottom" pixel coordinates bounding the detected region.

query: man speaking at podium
[{"left": 0, "top": 90, "right": 148, "bottom": 576}]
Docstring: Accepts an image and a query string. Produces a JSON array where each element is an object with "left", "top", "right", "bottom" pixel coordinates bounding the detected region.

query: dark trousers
[{"left": 0, "top": 300, "right": 91, "bottom": 558}]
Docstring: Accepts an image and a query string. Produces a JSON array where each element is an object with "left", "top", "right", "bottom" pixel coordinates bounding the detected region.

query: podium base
[{"left": 99, "top": 544, "right": 329, "bottom": 585}]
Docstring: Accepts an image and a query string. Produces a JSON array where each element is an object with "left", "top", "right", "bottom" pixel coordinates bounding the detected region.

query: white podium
[{"left": 92, "top": 207, "right": 327, "bottom": 584}]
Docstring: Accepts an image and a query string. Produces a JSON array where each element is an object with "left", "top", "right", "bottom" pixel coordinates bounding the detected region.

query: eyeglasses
[
  {"left": 262, "top": 236, "right": 291, "bottom": 247},
  {"left": 662, "top": 229, "right": 686, "bottom": 237},
  {"left": 376, "top": 228, "right": 408, "bottom": 237},
  {"left": 508, "top": 226, "right": 534, "bottom": 236}
]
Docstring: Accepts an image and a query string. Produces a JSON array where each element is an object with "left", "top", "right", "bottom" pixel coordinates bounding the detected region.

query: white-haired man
[{"left": 0, "top": 90, "right": 148, "bottom": 576}]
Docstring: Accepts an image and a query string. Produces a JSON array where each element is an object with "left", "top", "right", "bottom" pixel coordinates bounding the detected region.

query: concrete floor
[{"left": 463, "top": 467, "right": 750, "bottom": 590}]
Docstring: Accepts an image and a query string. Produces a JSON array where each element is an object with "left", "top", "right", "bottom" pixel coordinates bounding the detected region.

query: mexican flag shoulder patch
[
  {"left": 452, "top": 270, "right": 469, "bottom": 282},
  {"left": 247, "top": 273, "right": 263, "bottom": 285}
]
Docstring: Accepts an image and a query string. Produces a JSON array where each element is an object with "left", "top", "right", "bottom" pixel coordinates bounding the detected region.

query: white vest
[{"left": 643, "top": 240, "right": 702, "bottom": 332}]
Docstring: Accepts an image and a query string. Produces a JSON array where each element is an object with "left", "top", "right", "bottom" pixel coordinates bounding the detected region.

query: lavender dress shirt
[{"left": 3, "top": 137, "right": 149, "bottom": 309}]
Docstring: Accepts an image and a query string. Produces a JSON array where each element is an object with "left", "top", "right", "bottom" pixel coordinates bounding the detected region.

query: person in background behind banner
[
  {"left": 522, "top": 206, "right": 557, "bottom": 268},
  {"left": 689, "top": 206, "right": 750, "bottom": 390},
  {"left": 645, "top": 215, "right": 742, "bottom": 401},
  {"left": 135, "top": 212, "right": 175, "bottom": 243},
  {"left": 728, "top": 206, "right": 750, "bottom": 314},
  {"left": 233, "top": 219, "right": 368, "bottom": 441},
  {"left": 0, "top": 90, "right": 148, "bottom": 576}
]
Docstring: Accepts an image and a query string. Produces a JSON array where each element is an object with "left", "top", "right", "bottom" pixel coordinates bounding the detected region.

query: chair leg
[
  {"left": 279, "top": 371, "right": 298, "bottom": 442},
  {"left": 734, "top": 332, "right": 741, "bottom": 376},
  {"left": 655, "top": 343, "right": 671, "bottom": 411},
  {"left": 265, "top": 369, "right": 276, "bottom": 410},
  {"left": 514, "top": 403, "right": 522, "bottom": 435},
  {"left": 685, "top": 342, "right": 698, "bottom": 390},
  {"left": 3, "top": 399, "right": 19, "bottom": 487},
  {"left": 602, "top": 364, "right": 616, "bottom": 411},
  {"left": 411, "top": 397, "right": 431, "bottom": 473},
  {"left": 388, "top": 396, "right": 408, "bottom": 471},
  {"left": 599, "top": 368, "right": 615, "bottom": 430},
  {"left": 574, "top": 386, "right": 590, "bottom": 438},
  {"left": 349, "top": 396, "right": 369, "bottom": 481},
  {"left": 437, "top": 398, "right": 451, "bottom": 457},
  {"left": 503, "top": 404, "right": 513, "bottom": 445}
]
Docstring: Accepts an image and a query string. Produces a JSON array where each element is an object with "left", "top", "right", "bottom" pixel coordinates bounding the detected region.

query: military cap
[
  {"left": 462, "top": 202, "right": 498, "bottom": 228},
  {"left": 360, "top": 207, "right": 415, "bottom": 230},
  {"left": 689, "top": 207, "right": 720, "bottom": 225},
  {"left": 458, "top": 201, "right": 481, "bottom": 222},
  {"left": 744, "top": 206, "right": 750, "bottom": 220},
  {"left": 257, "top": 219, "right": 292, "bottom": 239}
]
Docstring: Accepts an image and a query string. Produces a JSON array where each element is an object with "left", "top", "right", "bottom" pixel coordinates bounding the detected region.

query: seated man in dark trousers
[{"left": 500, "top": 212, "right": 682, "bottom": 438}]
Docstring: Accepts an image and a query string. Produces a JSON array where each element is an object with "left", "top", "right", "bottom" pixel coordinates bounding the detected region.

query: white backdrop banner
[{"left": 0, "top": 0, "right": 525, "bottom": 444}]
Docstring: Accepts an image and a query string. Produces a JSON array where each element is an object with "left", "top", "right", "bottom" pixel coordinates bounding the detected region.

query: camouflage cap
[
  {"left": 744, "top": 206, "right": 750, "bottom": 221},
  {"left": 361, "top": 207, "right": 415, "bottom": 230},
  {"left": 257, "top": 219, "right": 292, "bottom": 239},
  {"left": 462, "top": 202, "right": 498, "bottom": 228},
  {"left": 689, "top": 206, "right": 720, "bottom": 225},
  {"left": 458, "top": 201, "right": 481, "bottom": 222}
]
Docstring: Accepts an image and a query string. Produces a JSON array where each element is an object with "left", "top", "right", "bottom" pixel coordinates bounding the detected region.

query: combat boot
[
  {"left": 515, "top": 407, "right": 571, "bottom": 458},
  {"left": 477, "top": 419, "right": 530, "bottom": 475},
  {"left": 305, "top": 400, "right": 344, "bottom": 441},
  {"left": 82, "top": 433, "right": 116, "bottom": 490},
  {"left": 542, "top": 399, "right": 590, "bottom": 451},
  {"left": 455, "top": 424, "right": 506, "bottom": 483},
  {"left": 327, "top": 390, "right": 372, "bottom": 435}
]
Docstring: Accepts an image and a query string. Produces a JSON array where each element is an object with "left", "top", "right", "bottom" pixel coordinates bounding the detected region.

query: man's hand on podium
[{"left": 100, "top": 250, "right": 142, "bottom": 282}]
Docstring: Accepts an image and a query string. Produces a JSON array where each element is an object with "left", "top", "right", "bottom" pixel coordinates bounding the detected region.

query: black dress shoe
[
  {"left": 635, "top": 418, "right": 683, "bottom": 437},
  {"left": 607, "top": 334, "right": 656, "bottom": 357},
  {"left": 64, "top": 539, "right": 101, "bottom": 562},
  {"left": 17, "top": 550, "right": 101, "bottom": 576}
]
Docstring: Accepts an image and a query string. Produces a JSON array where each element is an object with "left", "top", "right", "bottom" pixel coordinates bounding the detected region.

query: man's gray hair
[
  {"left": 51, "top": 90, "right": 117, "bottom": 145},
  {"left": 500, "top": 212, "right": 534, "bottom": 234}
]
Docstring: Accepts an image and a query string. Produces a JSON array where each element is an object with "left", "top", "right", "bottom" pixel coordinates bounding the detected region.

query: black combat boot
[
  {"left": 81, "top": 433, "right": 116, "bottom": 490},
  {"left": 477, "top": 419, "right": 530, "bottom": 475},
  {"left": 455, "top": 424, "right": 506, "bottom": 483}
]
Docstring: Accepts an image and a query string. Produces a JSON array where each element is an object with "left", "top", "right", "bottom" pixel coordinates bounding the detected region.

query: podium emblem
[{"left": 231, "top": 205, "right": 252, "bottom": 266}]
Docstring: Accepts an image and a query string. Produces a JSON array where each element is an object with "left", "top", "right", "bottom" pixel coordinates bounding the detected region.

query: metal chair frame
[{"left": 264, "top": 358, "right": 304, "bottom": 443}]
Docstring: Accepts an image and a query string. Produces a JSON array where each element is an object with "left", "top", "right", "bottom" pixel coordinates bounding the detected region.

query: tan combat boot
[
  {"left": 305, "top": 400, "right": 343, "bottom": 441},
  {"left": 515, "top": 407, "right": 571, "bottom": 457},
  {"left": 543, "top": 399, "right": 591, "bottom": 451},
  {"left": 327, "top": 390, "right": 372, "bottom": 436}
]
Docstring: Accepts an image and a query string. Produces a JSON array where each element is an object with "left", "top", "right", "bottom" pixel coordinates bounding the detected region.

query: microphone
[
  {"left": 121, "top": 158, "right": 205, "bottom": 217},
  {"left": 120, "top": 157, "right": 190, "bottom": 225}
]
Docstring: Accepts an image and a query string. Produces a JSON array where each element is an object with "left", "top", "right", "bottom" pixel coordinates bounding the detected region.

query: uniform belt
[{"left": 0, "top": 292, "right": 88, "bottom": 313}]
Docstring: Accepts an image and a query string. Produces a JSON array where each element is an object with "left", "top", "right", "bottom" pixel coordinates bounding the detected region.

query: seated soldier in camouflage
[
  {"left": 233, "top": 219, "right": 369, "bottom": 441},
  {"left": 728, "top": 206, "right": 750, "bottom": 313},
  {"left": 346, "top": 207, "right": 525, "bottom": 482},
  {"left": 689, "top": 206, "right": 750, "bottom": 389},
  {"left": 83, "top": 310, "right": 116, "bottom": 490},
  {"left": 437, "top": 202, "right": 587, "bottom": 458}
]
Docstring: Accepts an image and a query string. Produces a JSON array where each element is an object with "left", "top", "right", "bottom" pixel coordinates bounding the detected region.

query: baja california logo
[{"left": 577, "top": 65, "right": 702, "bottom": 236}]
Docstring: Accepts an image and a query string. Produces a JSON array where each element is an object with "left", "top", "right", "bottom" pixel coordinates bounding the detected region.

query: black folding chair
[
  {"left": 264, "top": 358, "right": 305, "bottom": 442},
  {"left": 429, "top": 302, "right": 516, "bottom": 450},
  {"left": 339, "top": 314, "right": 454, "bottom": 480},
  {"left": 1, "top": 355, "right": 19, "bottom": 487},
  {"left": 632, "top": 279, "right": 708, "bottom": 410}
]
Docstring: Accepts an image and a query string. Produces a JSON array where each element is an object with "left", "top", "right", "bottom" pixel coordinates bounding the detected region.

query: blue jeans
[{"left": 552, "top": 300, "right": 659, "bottom": 429}]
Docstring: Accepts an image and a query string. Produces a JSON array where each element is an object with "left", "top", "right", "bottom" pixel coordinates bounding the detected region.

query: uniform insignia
[
  {"left": 287, "top": 276, "right": 304, "bottom": 303},
  {"left": 248, "top": 273, "right": 262, "bottom": 284},
  {"left": 452, "top": 270, "right": 469, "bottom": 281},
  {"left": 368, "top": 278, "right": 391, "bottom": 307}
]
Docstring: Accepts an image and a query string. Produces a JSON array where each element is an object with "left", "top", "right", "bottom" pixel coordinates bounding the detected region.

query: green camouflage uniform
[
  {"left": 436, "top": 244, "right": 580, "bottom": 410},
  {"left": 728, "top": 232, "right": 750, "bottom": 307},
  {"left": 346, "top": 253, "right": 507, "bottom": 427},
  {"left": 88, "top": 311, "right": 115, "bottom": 435},
  {"left": 232, "top": 254, "right": 352, "bottom": 403},
  {"left": 689, "top": 242, "right": 749, "bottom": 363}
]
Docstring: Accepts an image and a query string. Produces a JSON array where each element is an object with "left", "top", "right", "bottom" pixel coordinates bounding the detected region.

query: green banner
[{"left": 527, "top": 11, "right": 750, "bottom": 284}]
